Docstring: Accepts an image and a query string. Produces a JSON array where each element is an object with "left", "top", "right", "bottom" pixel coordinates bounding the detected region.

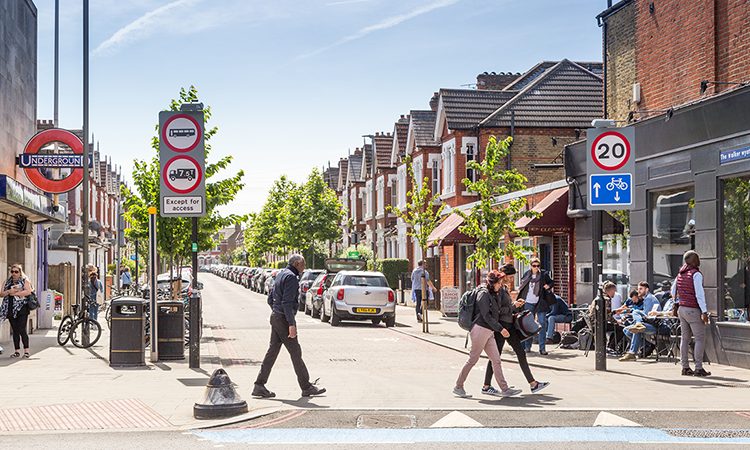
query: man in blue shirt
[
  {"left": 545, "top": 295, "right": 572, "bottom": 342},
  {"left": 620, "top": 281, "right": 661, "bottom": 361},
  {"left": 254, "top": 254, "right": 326, "bottom": 398},
  {"left": 411, "top": 261, "right": 436, "bottom": 323}
]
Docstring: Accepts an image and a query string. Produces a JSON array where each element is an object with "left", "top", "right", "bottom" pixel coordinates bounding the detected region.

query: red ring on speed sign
[
  {"left": 161, "top": 113, "right": 201, "bottom": 153},
  {"left": 162, "top": 155, "right": 203, "bottom": 194},
  {"left": 591, "top": 130, "right": 631, "bottom": 171},
  {"left": 22, "top": 128, "right": 84, "bottom": 194}
]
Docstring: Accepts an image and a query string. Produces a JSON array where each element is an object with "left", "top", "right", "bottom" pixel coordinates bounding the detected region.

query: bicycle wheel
[
  {"left": 57, "top": 315, "right": 75, "bottom": 346},
  {"left": 70, "top": 319, "right": 103, "bottom": 349},
  {"left": 105, "top": 304, "right": 112, "bottom": 330}
]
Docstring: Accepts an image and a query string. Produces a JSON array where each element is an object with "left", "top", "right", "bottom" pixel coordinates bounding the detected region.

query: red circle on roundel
[
  {"left": 591, "top": 131, "right": 631, "bottom": 171},
  {"left": 162, "top": 155, "right": 203, "bottom": 194},
  {"left": 22, "top": 128, "right": 85, "bottom": 194},
  {"left": 161, "top": 114, "right": 201, "bottom": 153}
]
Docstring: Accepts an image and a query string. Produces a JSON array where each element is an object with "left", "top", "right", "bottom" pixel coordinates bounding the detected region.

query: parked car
[
  {"left": 264, "top": 269, "right": 279, "bottom": 295},
  {"left": 321, "top": 270, "right": 396, "bottom": 327},
  {"left": 297, "top": 269, "right": 325, "bottom": 311},
  {"left": 305, "top": 273, "right": 331, "bottom": 318}
]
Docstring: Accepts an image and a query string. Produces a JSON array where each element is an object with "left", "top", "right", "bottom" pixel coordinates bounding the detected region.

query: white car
[{"left": 321, "top": 270, "right": 396, "bottom": 327}]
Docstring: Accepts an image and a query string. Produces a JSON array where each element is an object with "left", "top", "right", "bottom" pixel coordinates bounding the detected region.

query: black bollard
[{"left": 194, "top": 368, "right": 248, "bottom": 419}]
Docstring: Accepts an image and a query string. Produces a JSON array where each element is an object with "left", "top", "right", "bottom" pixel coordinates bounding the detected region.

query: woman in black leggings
[
  {"left": 482, "top": 267, "right": 549, "bottom": 396},
  {"left": 1, "top": 264, "right": 33, "bottom": 358}
]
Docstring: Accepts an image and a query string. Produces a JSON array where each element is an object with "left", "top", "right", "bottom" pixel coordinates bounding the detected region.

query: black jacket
[
  {"left": 268, "top": 265, "right": 300, "bottom": 326},
  {"left": 474, "top": 286, "right": 504, "bottom": 333},
  {"left": 517, "top": 269, "right": 554, "bottom": 314}
]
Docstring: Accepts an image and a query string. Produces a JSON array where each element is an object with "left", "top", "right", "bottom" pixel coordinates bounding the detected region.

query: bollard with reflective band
[{"left": 194, "top": 368, "right": 248, "bottom": 419}]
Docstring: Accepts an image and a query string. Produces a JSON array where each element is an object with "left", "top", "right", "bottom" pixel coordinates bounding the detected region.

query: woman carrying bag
[
  {"left": 0, "top": 264, "right": 35, "bottom": 358},
  {"left": 517, "top": 258, "right": 555, "bottom": 355}
]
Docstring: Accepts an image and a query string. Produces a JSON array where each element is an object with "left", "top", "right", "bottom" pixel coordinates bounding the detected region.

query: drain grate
[
  {"left": 330, "top": 358, "right": 357, "bottom": 362},
  {"left": 666, "top": 429, "right": 750, "bottom": 439},
  {"left": 357, "top": 414, "right": 416, "bottom": 429}
]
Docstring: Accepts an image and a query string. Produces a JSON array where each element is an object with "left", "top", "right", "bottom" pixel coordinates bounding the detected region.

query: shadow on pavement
[
  {"left": 265, "top": 397, "right": 331, "bottom": 409},
  {"left": 0, "top": 333, "right": 59, "bottom": 367},
  {"left": 475, "top": 393, "right": 562, "bottom": 408}
]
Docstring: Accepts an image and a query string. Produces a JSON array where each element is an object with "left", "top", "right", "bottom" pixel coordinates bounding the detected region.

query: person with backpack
[
  {"left": 516, "top": 258, "right": 555, "bottom": 355},
  {"left": 482, "top": 264, "right": 549, "bottom": 396},
  {"left": 0, "top": 264, "right": 34, "bottom": 358},
  {"left": 453, "top": 269, "right": 522, "bottom": 399}
]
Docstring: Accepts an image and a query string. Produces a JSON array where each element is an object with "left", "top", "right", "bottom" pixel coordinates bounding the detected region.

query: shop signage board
[
  {"left": 159, "top": 111, "right": 206, "bottom": 217},
  {"left": 586, "top": 127, "right": 635, "bottom": 210},
  {"left": 440, "top": 286, "right": 460, "bottom": 316}
]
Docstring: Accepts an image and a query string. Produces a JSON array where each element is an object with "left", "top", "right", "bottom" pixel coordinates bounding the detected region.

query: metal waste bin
[
  {"left": 157, "top": 300, "right": 185, "bottom": 360},
  {"left": 109, "top": 297, "right": 147, "bottom": 367}
]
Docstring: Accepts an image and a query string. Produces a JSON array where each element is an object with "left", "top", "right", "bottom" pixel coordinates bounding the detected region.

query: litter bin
[
  {"left": 157, "top": 300, "right": 185, "bottom": 360},
  {"left": 109, "top": 297, "right": 147, "bottom": 367}
]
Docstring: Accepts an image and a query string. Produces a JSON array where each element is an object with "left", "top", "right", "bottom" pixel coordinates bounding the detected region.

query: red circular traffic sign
[
  {"left": 162, "top": 155, "right": 203, "bottom": 194},
  {"left": 22, "top": 128, "right": 84, "bottom": 194},
  {"left": 591, "top": 131, "right": 631, "bottom": 171},
  {"left": 161, "top": 114, "right": 201, "bottom": 153}
]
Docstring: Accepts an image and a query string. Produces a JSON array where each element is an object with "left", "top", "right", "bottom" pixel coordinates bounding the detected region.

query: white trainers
[
  {"left": 500, "top": 387, "right": 523, "bottom": 397},
  {"left": 452, "top": 386, "right": 472, "bottom": 398}
]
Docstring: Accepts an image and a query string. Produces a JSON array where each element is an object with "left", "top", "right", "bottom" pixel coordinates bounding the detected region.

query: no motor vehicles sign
[{"left": 159, "top": 110, "right": 206, "bottom": 217}]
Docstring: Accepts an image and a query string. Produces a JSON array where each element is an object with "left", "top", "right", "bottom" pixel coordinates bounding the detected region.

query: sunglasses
[
  {"left": 531, "top": 264, "right": 540, "bottom": 268},
  {"left": 10, "top": 270, "right": 20, "bottom": 274}
]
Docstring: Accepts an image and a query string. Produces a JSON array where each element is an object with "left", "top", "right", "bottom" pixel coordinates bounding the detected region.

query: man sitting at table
[
  {"left": 619, "top": 282, "right": 661, "bottom": 361},
  {"left": 546, "top": 295, "right": 573, "bottom": 343}
]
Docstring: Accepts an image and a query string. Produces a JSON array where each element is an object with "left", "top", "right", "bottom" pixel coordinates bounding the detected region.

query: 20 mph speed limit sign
[{"left": 586, "top": 126, "right": 635, "bottom": 211}]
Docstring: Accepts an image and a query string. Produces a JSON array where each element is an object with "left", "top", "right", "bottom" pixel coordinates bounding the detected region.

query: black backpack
[
  {"left": 457, "top": 288, "right": 479, "bottom": 331},
  {"left": 559, "top": 331, "right": 579, "bottom": 349}
]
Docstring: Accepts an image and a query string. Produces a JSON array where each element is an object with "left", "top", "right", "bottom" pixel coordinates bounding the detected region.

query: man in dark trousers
[{"left": 252, "top": 254, "right": 326, "bottom": 398}]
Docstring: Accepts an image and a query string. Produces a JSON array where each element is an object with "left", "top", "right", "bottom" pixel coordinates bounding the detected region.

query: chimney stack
[
  {"left": 429, "top": 92, "right": 439, "bottom": 111},
  {"left": 476, "top": 71, "right": 520, "bottom": 90}
]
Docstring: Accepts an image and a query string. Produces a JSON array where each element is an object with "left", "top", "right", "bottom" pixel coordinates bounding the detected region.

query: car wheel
[
  {"left": 298, "top": 301, "right": 305, "bottom": 312},
  {"left": 330, "top": 306, "right": 341, "bottom": 327},
  {"left": 304, "top": 302, "right": 311, "bottom": 315},
  {"left": 312, "top": 304, "right": 320, "bottom": 319},
  {"left": 385, "top": 316, "right": 396, "bottom": 328},
  {"left": 321, "top": 301, "right": 330, "bottom": 323},
  {"left": 371, "top": 318, "right": 381, "bottom": 326}
]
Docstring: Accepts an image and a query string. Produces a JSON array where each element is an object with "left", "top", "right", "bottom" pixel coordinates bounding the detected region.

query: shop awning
[
  {"left": 427, "top": 213, "right": 474, "bottom": 247},
  {"left": 0, "top": 175, "right": 65, "bottom": 223},
  {"left": 514, "top": 187, "right": 573, "bottom": 234}
]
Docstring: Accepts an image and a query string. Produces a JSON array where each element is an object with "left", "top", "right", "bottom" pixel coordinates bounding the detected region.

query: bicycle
[
  {"left": 57, "top": 295, "right": 103, "bottom": 348},
  {"left": 606, "top": 177, "right": 629, "bottom": 191}
]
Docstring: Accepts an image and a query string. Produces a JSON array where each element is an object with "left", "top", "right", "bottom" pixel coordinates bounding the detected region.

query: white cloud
[{"left": 296, "top": 0, "right": 461, "bottom": 60}]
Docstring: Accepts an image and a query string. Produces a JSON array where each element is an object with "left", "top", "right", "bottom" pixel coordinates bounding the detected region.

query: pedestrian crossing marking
[
  {"left": 594, "top": 411, "right": 641, "bottom": 427},
  {"left": 430, "top": 411, "right": 483, "bottom": 428}
]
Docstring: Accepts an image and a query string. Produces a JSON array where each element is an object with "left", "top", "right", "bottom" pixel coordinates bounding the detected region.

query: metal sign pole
[
  {"left": 593, "top": 210, "right": 606, "bottom": 371},
  {"left": 148, "top": 207, "right": 158, "bottom": 362},
  {"left": 189, "top": 216, "right": 200, "bottom": 368}
]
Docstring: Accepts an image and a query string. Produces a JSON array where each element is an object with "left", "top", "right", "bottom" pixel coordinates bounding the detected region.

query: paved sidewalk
[{"left": 0, "top": 321, "right": 278, "bottom": 433}]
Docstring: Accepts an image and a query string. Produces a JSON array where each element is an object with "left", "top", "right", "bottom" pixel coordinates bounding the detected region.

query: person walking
[
  {"left": 121, "top": 267, "right": 132, "bottom": 293},
  {"left": 0, "top": 264, "right": 34, "bottom": 358},
  {"left": 453, "top": 269, "right": 522, "bottom": 398},
  {"left": 672, "top": 250, "right": 711, "bottom": 377},
  {"left": 411, "top": 260, "right": 436, "bottom": 323},
  {"left": 517, "top": 258, "right": 554, "bottom": 355},
  {"left": 482, "top": 265, "right": 550, "bottom": 396},
  {"left": 88, "top": 271, "right": 103, "bottom": 321},
  {"left": 253, "top": 254, "right": 326, "bottom": 398}
]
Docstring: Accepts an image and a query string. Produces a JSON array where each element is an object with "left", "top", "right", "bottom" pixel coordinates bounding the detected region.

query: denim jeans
[
  {"left": 88, "top": 304, "right": 99, "bottom": 322},
  {"left": 522, "top": 302, "right": 548, "bottom": 352},
  {"left": 623, "top": 313, "right": 657, "bottom": 354},
  {"left": 546, "top": 314, "right": 573, "bottom": 339}
]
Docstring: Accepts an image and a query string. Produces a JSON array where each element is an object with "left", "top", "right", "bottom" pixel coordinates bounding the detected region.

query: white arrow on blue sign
[{"left": 589, "top": 173, "right": 632, "bottom": 206}]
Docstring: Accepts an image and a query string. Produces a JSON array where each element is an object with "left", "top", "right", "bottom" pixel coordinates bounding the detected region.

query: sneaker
[
  {"left": 628, "top": 323, "right": 647, "bottom": 334},
  {"left": 693, "top": 368, "right": 712, "bottom": 377},
  {"left": 251, "top": 384, "right": 276, "bottom": 398},
  {"left": 619, "top": 352, "right": 637, "bottom": 361},
  {"left": 481, "top": 386, "right": 504, "bottom": 397},
  {"left": 301, "top": 385, "right": 327, "bottom": 397},
  {"left": 453, "top": 386, "right": 472, "bottom": 398},
  {"left": 681, "top": 367, "right": 695, "bottom": 376},
  {"left": 417, "top": 314, "right": 423, "bottom": 323},
  {"left": 539, "top": 350, "right": 549, "bottom": 356},
  {"left": 530, "top": 381, "right": 549, "bottom": 394},
  {"left": 500, "top": 388, "right": 522, "bottom": 397},
  {"left": 545, "top": 338, "right": 554, "bottom": 345}
]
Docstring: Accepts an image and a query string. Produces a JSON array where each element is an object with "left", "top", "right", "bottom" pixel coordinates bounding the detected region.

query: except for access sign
[
  {"left": 586, "top": 126, "right": 635, "bottom": 211},
  {"left": 159, "top": 110, "right": 206, "bottom": 217}
]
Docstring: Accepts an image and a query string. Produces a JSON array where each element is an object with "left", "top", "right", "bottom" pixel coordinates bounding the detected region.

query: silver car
[{"left": 321, "top": 270, "right": 396, "bottom": 327}]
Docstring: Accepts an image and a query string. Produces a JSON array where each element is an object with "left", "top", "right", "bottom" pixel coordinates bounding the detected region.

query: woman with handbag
[
  {"left": 482, "top": 264, "right": 550, "bottom": 396},
  {"left": 453, "top": 270, "right": 523, "bottom": 399},
  {"left": 0, "top": 264, "right": 34, "bottom": 358},
  {"left": 88, "top": 271, "right": 103, "bottom": 321},
  {"left": 517, "top": 258, "right": 555, "bottom": 355}
]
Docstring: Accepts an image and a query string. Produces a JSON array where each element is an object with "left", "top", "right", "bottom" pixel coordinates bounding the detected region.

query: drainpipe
[{"left": 508, "top": 110, "right": 515, "bottom": 171}]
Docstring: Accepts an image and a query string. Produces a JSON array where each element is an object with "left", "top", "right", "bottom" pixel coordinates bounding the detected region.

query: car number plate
[{"left": 355, "top": 308, "right": 377, "bottom": 314}]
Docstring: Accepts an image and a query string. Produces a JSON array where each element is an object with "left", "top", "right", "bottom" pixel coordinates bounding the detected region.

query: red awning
[
  {"left": 427, "top": 213, "right": 473, "bottom": 246},
  {"left": 514, "top": 187, "right": 573, "bottom": 234}
]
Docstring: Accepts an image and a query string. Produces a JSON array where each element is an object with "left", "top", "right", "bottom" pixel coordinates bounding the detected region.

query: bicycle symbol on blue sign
[{"left": 590, "top": 173, "right": 632, "bottom": 206}]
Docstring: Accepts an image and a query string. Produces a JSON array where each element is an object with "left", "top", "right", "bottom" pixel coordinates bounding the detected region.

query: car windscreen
[
  {"left": 343, "top": 275, "right": 388, "bottom": 287},
  {"left": 302, "top": 270, "right": 324, "bottom": 281}
]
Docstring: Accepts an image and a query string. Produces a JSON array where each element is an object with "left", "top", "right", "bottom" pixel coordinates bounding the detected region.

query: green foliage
[
  {"left": 338, "top": 244, "right": 373, "bottom": 262},
  {"left": 455, "top": 136, "right": 537, "bottom": 268},
  {"left": 379, "top": 259, "right": 409, "bottom": 289},
  {"left": 387, "top": 155, "right": 446, "bottom": 264},
  {"left": 121, "top": 86, "right": 246, "bottom": 261},
  {"left": 275, "top": 260, "right": 287, "bottom": 269},
  {"left": 724, "top": 177, "right": 750, "bottom": 261}
]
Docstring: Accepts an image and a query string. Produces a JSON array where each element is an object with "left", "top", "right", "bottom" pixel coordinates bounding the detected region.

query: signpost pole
[
  {"left": 593, "top": 210, "right": 606, "bottom": 371},
  {"left": 81, "top": 0, "right": 91, "bottom": 347},
  {"left": 190, "top": 217, "right": 200, "bottom": 369},
  {"left": 149, "top": 207, "right": 158, "bottom": 362}
]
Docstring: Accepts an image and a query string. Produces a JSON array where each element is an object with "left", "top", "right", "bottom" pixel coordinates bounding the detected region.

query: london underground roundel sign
[
  {"left": 21, "top": 128, "right": 85, "bottom": 194},
  {"left": 591, "top": 130, "right": 631, "bottom": 171}
]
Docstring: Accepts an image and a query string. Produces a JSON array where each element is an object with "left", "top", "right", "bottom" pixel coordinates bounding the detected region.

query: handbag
[
  {"left": 513, "top": 309, "right": 542, "bottom": 342},
  {"left": 27, "top": 292, "right": 39, "bottom": 311}
]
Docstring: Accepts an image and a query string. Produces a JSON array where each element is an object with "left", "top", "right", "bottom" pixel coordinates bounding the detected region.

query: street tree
[
  {"left": 455, "top": 136, "right": 537, "bottom": 271},
  {"left": 297, "top": 168, "right": 344, "bottom": 267},
  {"left": 245, "top": 176, "right": 298, "bottom": 261},
  {"left": 388, "top": 155, "right": 445, "bottom": 332},
  {"left": 122, "top": 86, "right": 245, "bottom": 274}
]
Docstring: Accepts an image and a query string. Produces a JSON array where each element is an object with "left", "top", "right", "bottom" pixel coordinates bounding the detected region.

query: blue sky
[{"left": 35, "top": 0, "right": 606, "bottom": 214}]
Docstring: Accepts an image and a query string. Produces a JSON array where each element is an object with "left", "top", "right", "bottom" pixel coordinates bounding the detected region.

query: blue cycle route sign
[{"left": 589, "top": 173, "right": 632, "bottom": 207}]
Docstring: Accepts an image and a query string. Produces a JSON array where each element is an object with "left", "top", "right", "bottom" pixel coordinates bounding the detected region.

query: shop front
[{"left": 566, "top": 86, "right": 750, "bottom": 368}]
